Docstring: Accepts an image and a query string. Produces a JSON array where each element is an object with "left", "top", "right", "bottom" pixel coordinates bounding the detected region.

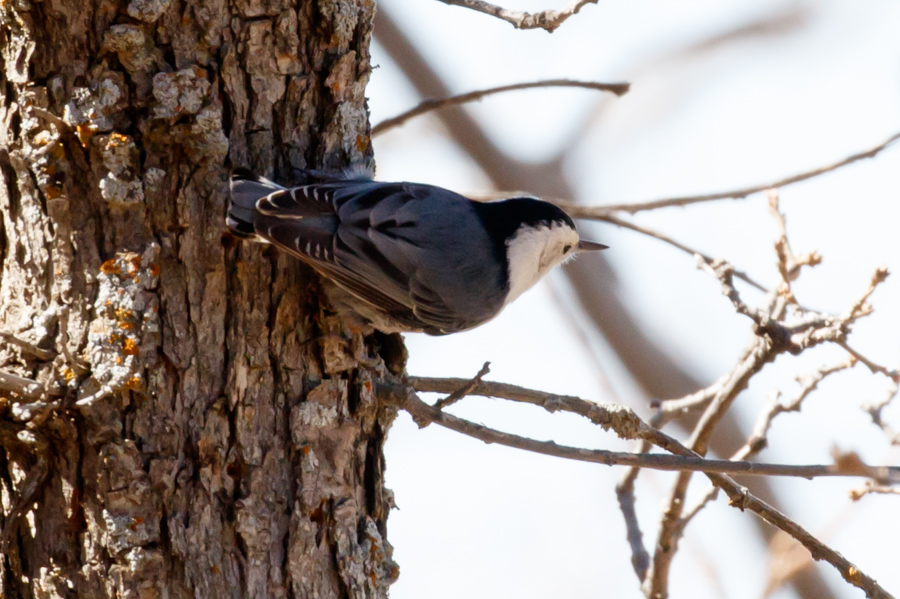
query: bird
[{"left": 227, "top": 168, "right": 607, "bottom": 336}]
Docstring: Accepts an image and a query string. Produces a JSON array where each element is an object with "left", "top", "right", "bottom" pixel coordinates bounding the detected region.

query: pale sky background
[{"left": 367, "top": 1, "right": 900, "bottom": 597}]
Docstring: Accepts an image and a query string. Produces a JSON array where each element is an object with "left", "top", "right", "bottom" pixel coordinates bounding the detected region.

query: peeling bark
[{"left": 0, "top": 1, "right": 400, "bottom": 597}]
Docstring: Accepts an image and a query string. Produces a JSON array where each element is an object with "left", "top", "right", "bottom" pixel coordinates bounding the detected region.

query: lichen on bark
[{"left": 0, "top": 1, "right": 399, "bottom": 597}]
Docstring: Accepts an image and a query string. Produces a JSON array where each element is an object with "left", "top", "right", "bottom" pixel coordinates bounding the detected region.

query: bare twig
[
  {"left": 743, "top": 359, "right": 856, "bottom": 457},
  {"left": 384, "top": 381, "right": 895, "bottom": 598},
  {"left": 433, "top": 361, "right": 491, "bottom": 410},
  {"left": 435, "top": 0, "right": 599, "bottom": 32},
  {"left": 653, "top": 373, "right": 730, "bottom": 419},
  {"left": 400, "top": 379, "right": 900, "bottom": 481},
  {"left": 838, "top": 342, "right": 898, "bottom": 381},
  {"left": 844, "top": 266, "right": 891, "bottom": 324},
  {"left": 862, "top": 374, "right": 900, "bottom": 444},
  {"left": 768, "top": 190, "right": 821, "bottom": 289},
  {"left": 372, "top": 79, "right": 629, "bottom": 136},
  {"left": 616, "top": 442, "right": 651, "bottom": 583},
  {"left": 849, "top": 480, "right": 900, "bottom": 501},
  {"left": 568, "top": 209, "right": 768, "bottom": 292},
  {"left": 570, "top": 130, "right": 900, "bottom": 215},
  {"left": 0, "top": 332, "right": 55, "bottom": 361}
]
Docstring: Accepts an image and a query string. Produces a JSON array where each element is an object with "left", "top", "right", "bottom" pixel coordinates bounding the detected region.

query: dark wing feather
[
  {"left": 232, "top": 175, "right": 475, "bottom": 333},
  {"left": 256, "top": 186, "right": 335, "bottom": 218}
]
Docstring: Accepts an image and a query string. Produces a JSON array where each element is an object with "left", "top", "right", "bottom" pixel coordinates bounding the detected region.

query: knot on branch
[{"left": 588, "top": 403, "right": 644, "bottom": 440}]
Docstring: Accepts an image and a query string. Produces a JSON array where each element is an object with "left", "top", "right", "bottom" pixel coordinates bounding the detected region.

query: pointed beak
[{"left": 576, "top": 239, "right": 609, "bottom": 252}]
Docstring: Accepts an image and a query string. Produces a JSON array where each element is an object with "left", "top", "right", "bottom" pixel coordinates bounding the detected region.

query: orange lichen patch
[
  {"left": 122, "top": 338, "right": 139, "bottom": 355},
  {"left": 847, "top": 566, "right": 861, "bottom": 583},
  {"left": 118, "top": 321, "right": 134, "bottom": 330},
  {"left": 115, "top": 356, "right": 123, "bottom": 365},
  {"left": 149, "top": 264, "right": 160, "bottom": 276},
  {"left": 45, "top": 185, "right": 63, "bottom": 200},
  {"left": 126, "top": 376, "right": 141, "bottom": 390},
  {"left": 107, "top": 132, "right": 130, "bottom": 147},
  {"left": 115, "top": 307, "right": 134, "bottom": 321},
  {"left": 356, "top": 134, "right": 368, "bottom": 152},
  {"left": 63, "top": 368, "right": 75, "bottom": 382},
  {"left": 210, "top": 565, "right": 219, "bottom": 575},
  {"left": 100, "top": 259, "right": 121, "bottom": 274},
  {"left": 300, "top": 445, "right": 311, "bottom": 455},
  {"left": 76, "top": 123, "right": 95, "bottom": 147},
  {"left": 109, "top": 333, "right": 122, "bottom": 344},
  {"left": 363, "top": 380, "right": 372, "bottom": 392},
  {"left": 129, "top": 255, "right": 142, "bottom": 272}
]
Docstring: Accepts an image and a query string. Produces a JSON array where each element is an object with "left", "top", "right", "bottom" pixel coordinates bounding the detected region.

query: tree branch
[
  {"left": 372, "top": 79, "right": 629, "bottom": 136},
  {"left": 551, "top": 207, "right": 769, "bottom": 292},
  {"left": 398, "top": 379, "right": 900, "bottom": 481},
  {"left": 616, "top": 441, "right": 651, "bottom": 583},
  {"left": 382, "top": 381, "right": 895, "bottom": 598},
  {"left": 435, "top": 0, "right": 599, "bottom": 32},
  {"left": 569, "top": 130, "right": 900, "bottom": 215}
]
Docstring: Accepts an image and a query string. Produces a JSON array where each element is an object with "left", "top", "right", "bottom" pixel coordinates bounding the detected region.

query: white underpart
[{"left": 504, "top": 223, "right": 580, "bottom": 305}]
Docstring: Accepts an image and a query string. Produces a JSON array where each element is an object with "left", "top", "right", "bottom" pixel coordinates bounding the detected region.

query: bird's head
[{"left": 497, "top": 198, "right": 607, "bottom": 304}]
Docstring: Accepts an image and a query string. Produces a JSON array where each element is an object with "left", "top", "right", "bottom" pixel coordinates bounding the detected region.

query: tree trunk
[{"left": 0, "top": 1, "right": 401, "bottom": 597}]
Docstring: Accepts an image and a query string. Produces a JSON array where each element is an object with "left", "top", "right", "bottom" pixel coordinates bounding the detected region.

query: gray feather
[{"left": 227, "top": 171, "right": 507, "bottom": 334}]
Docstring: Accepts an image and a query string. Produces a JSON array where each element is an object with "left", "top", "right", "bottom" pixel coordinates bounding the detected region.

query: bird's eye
[{"left": 563, "top": 244, "right": 573, "bottom": 253}]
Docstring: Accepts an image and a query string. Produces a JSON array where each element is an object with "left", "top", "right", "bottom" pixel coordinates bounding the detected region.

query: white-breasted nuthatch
[{"left": 227, "top": 168, "right": 607, "bottom": 335}]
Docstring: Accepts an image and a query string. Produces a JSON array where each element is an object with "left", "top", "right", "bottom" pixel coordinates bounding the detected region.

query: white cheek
[{"left": 505, "top": 226, "right": 577, "bottom": 305}]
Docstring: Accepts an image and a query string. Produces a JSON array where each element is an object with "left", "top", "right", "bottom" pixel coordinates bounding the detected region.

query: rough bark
[{"left": 0, "top": 1, "right": 401, "bottom": 598}]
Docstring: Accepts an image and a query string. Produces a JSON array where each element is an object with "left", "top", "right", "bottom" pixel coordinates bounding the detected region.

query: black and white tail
[{"left": 226, "top": 169, "right": 285, "bottom": 239}]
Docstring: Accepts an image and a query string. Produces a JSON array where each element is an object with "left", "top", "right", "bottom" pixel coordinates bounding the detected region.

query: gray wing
[{"left": 231, "top": 175, "right": 493, "bottom": 334}]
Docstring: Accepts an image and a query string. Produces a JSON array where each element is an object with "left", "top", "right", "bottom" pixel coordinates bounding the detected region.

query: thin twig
[
  {"left": 616, "top": 442, "right": 651, "bottom": 583},
  {"left": 849, "top": 481, "right": 900, "bottom": 501},
  {"left": 0, "top": 332, "right": 55, "bottom": 361},
  {"left": 558, "top": 209, "right": 769, "bottom": 292},
  {"left": 653, "top": 373, "right": 729, "bottom": 419},
  {"left": 748, "top": 359, "right": 857, "bottom": 456},
  {"left": 372, "top": 79, "right": 629, "bottom": 136},
  {"left": 768, "top": 190, "right": 822, "bottom": 289},
  {"left": 838, "top": 342, "right": 898, "bottom": 381},
  {"left": 862, "top": 373, "right": 900, "bottom": 444},
  {"left": 399, "top": 380, "right": 900, "bottom": 481},
  {"left": 844, "top": 266, "right": 891, "bottom": 323},
  {"left": 433, "top": 361, "right": 491, "bottom": 410},
  {"left": 569, "top": 130, "right": 900, "bottom": 215},
  {"left": 435, "top": 0, "right": 599, "bottom": 32}
]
